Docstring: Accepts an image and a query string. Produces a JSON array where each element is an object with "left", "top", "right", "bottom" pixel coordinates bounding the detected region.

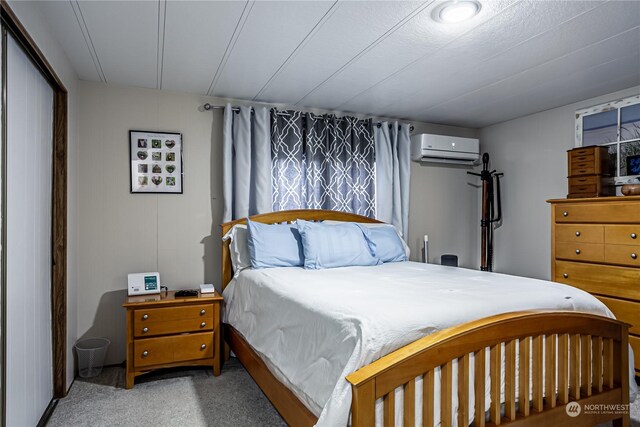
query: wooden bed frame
[{"left": 221, "top": 209, "right": 631, "bottom": 427}]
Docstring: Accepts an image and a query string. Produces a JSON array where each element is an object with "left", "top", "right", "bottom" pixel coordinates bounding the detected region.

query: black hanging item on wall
[{"left": 467, "top": 153, "right": 503, "bottom": 272}]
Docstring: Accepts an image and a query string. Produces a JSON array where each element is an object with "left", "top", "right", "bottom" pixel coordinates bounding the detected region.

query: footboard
[{"left": 346, "top": 311, "right": 630, "bottom": 427}]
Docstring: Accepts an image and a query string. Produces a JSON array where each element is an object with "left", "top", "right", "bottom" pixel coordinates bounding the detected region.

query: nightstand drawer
[
  {"left": 556, "top": 242, "right": 603, "bottom": 262},
  {"left": 134, "top": 304, "right": 213, "bottom": 324},
  {"left": 134, "top": 332, "right": 214, "bottom": 367},
  {"left": 134, "top": 317, "right": 213, "bottom": 338}
]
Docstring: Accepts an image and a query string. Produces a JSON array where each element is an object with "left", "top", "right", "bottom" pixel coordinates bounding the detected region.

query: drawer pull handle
[
  {"left": 200, "top": 344, "right": 206, "bottom": 350},
  {"left": 563, "top": 273, "right": 568, "bottom": 279},
  {"left": 142, "top": 314, "right": 149, "bottom": 320},
  {"left": 200, "top": 322, "right": 206, "bottom": 328},
  {"left": 575, "top": 249, "right": 581, "bottom": 255},
  {"left": 142, "top": 327, "right": 149, "bottom": 333},
  {"left": 632, "top": 253, "right": 638, "bottom": 260},
  {"left": 142, "top": 350, "right": 149, "bottom": 357},
  {"left": 632, "top": 233, "right": 637, "bottom": 239},
  {"left": 200, "top": 309, "right": 206, "bottom": 315},
  {"left": 563, "top": 211, "right": 569, "bottom": 217},
  {"left": 575, "top": 231, "right": 581, "bottom": 237}
]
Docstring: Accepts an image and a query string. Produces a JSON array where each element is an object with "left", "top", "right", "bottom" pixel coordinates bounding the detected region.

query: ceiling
[{"left": 37, "top": 0, "right": 640, "bottom": 128}]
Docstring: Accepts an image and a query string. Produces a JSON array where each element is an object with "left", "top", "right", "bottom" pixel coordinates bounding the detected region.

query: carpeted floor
[
  {"left": 48, "top": 360, "right": 640, "bottom": 427},
  {"left": 47, "top": 359, "right": 286, "bottom": 427}
]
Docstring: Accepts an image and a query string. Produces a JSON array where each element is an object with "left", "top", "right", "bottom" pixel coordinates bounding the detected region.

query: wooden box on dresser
[
  {"left": 123, "top": 291, "right": 223, "bottom": 389},
  {"left": 548, "top": 196, "right": 640, "bottom": 377}
]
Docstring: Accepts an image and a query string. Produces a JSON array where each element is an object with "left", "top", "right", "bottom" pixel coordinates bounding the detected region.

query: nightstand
[{"left": 123, "top": 291, "right": 223, "bottom": 389}]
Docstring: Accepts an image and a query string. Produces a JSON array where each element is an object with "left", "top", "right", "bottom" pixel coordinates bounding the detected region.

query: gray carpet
[
  {"left": 47, "top": 359, "right": 286, "bottom": 427},
  {"left": 48, "top": 360, "right": 640, "bottom": 426}
]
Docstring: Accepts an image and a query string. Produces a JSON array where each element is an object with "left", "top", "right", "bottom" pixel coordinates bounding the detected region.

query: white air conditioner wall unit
[{"left": 410, "top": 133, "right": 480, "bottom": 165}]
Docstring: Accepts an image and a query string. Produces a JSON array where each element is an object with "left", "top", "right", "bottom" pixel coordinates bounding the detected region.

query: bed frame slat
[
  {"left": 383, "top": 390, "right": 395, "bottom": 427},
  {"left": 490, "top": 344, "right": 502, "bottom": 425},
  {"left": 423, "top": 371, "right": 434, "bottom": 427},
  {"left": 457, "top": 354, "right": 470, "bottom": 426},
  {"left": 594, "top": 336, "right": 603, "bottom": 393},
  {"left": 403, "top": 380, "right": 415, "bottom": 427},
  {"left": 545, "top": 334, "right": 557, "bottom": 409},
  {"left": 505, "top": 340, "right": 517, "bottom": 421},
  {"left": 532, "top": 335, "right": 544, "bottom": 412},
  {"left": 518, "top": 337, "right": 531, "bottom": 417},
  {"left": 581, "top": 334, "right": 592, "bottom": 397},
  {"left": 558, "top": 333, "right": 569, "bottom": 405},
  {"left": 441, "top": 361, "right": 453, "bottom": 427},
  {"left": 570, "top": 334, "right": 581, "bottom": 400},
  {"left": 604, "top": 337, "right": 614, "bottom": 389},
  {"left": 474, "top": 349, "right": 486, "bottom": 427}
]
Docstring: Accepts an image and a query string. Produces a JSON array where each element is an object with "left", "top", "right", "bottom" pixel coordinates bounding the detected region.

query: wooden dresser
[
  {"left": 548, "top": 196, "right": 640, "bottom": 376},
  {"left": 123, "top": 291, "right": 223, "bottom": 388}
]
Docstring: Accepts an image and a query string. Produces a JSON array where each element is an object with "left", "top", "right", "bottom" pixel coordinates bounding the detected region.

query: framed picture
[
  {"left": 627, "top": 154, "right": 640, "bottom": 176},
  {"left": 130, "top": 130, "right": 183, "bottom": 194}
]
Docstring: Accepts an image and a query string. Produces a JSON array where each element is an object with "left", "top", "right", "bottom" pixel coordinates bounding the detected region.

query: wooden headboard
[{"left": 220, "top": 209, "right": 382, "bottom": 291}]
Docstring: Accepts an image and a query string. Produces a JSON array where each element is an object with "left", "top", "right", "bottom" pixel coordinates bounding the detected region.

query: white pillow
[
  {"left": 222, "top": 224, "right": 251, "bottom": 277},
  {"left": 322, "top": 220, "right": 410, "bottom": 258}
]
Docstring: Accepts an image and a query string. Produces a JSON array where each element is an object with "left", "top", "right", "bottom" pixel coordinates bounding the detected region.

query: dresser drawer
[
  {"left": 604, "top": 244, "right": 640, "bottom": 267},
  {"left": 595, "top": 296, "right": 640, "bottom": 335},
  {"left": 556, "top": 242, "right": 604, "bottom": 262},
  {"left": 570, "top": 154, "right": 594, "bottom": 165},
  {"left": 605, "top": 225, "right": 640, "bottom": 245},
  {"left": 134, "top": 332, "right": 214, "bottom": 368},
  {"left": 630, "top": 335, "right": 640, "bottom": 373},
  {"left": 554, "top": 261, "right": 640, "bottom": 301},
  {"left": 556, "top": 224, "right": 603, "bottom": 244},
  {"left": 555, "top": 203, "right": 640, "bottom": 223},
  {"left": 568, "top": 184, "right": 597, "bottom": 195},
  {"left": 568, "top": 176, "right": 597, "bottom": 186},
  {"left": 569, "top": 147, "right": 597, "bottom": 157},
  {"left": 569, "top": 166, "right": 596, "bottom": 176},
  {"left": 134, "top": 317, "right": 213, "bottom": 338},
  {"left": 134, "top": 304, "right": 213, "bottom": 325}
]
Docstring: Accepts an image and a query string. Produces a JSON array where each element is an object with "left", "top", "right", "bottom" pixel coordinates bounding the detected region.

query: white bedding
[{"left": 223, "top": 261, "right": 637, "bottom": 426}]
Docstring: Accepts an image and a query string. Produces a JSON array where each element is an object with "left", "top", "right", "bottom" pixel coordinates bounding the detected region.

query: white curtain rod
[{"left": 202, "top": 103, "right": 414, "bottom": 131}]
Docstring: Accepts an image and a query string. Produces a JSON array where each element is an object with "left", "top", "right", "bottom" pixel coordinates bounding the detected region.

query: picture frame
[
  {"left": 129, "top": 130, "right": 183, "bottom": 194},
  {"left": 627, "top": 154, "right": 640, "bottom": 176}
]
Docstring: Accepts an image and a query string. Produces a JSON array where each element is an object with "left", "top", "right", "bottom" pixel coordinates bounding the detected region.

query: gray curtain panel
[
  {"left": 374, "top": 121, "right": 411, "bottom": 238},
  {"left": 271, "top": 110, "right": 376, "bottom": 218},
  {"left": 222, "top": 104, "right": 272, "bottom": 222}
]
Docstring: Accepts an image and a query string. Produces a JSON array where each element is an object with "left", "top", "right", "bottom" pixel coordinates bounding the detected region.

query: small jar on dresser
[
  {"left": 548, "top": 196, "right": 640, "bottom": 378},
  {"left": 123, "top": 291, "right": 223, "bottom": 389}
]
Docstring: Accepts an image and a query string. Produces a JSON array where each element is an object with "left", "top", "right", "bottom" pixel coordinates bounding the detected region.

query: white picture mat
[{"left": 130, "top": 130, "right": 182, "bottom": 193}]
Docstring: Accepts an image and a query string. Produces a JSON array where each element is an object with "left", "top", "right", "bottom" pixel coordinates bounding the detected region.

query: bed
[{"left": 221, "top": 210, "right": 634, "bottom": 427}]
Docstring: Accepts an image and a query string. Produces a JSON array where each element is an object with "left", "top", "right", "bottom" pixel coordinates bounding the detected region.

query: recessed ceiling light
[{"left": 433, "top": 1, "right": 481, "bottom": 23}]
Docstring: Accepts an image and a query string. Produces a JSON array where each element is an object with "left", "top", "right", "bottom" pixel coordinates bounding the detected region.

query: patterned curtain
[{"left": 271, "top": 110, "right": 376, "bottom": 217}]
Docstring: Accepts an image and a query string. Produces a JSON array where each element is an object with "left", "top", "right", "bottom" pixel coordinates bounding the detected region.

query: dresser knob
[
  {"left": 200, "top": 309, "right": 206, "bottom": 315},
  {"left": 563, "top": 273, "right": 568, "bottom": 279},
  {"left": 142, "top": 314, "right": 149, "bottom": 320},
  {"left": 200, "top": 322, "right": 206, "bottom": 328},
  {"left": 563, "top": 211, "right": 569, "bottom": 217},
  {"left": 142, "top": 350, "right": 149, "bottom": 357},
  {"left": 632, "top": 233, "right": 637, "bottom": 239},
  {"left": 575, "top": 249, "right": 581, "bottom": 255},
  {"left": 575, "top": 231, "right": 581, "bottom": 237},
  {"left": 632, "top": 253, "right": 638, "bottom": 260},
  {"left": 200, "top": 344, "right": 206, "bottom": 350},
  {"left": 142, "top": 327, "right": 149, "bottom": 333}
]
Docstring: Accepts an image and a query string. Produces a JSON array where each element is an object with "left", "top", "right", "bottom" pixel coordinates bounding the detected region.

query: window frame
[{"left": 575, "top": 94, "right": 640, "bottom": 182}]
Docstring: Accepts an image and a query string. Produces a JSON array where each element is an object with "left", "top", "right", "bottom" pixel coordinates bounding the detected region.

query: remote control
[{"left": 175, "top": 289, "right": 198, "bottom": 297}]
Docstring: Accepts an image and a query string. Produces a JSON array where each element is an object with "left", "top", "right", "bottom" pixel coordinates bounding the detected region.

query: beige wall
[
  {"left": 77, "top": 81, "right": 479, "bottom": 364},
  {"left": 8, "top": 0, "right": 79, "bottom": 389},
  {"left": 480, "top": 85, "right": 640, "bottom": 280}
]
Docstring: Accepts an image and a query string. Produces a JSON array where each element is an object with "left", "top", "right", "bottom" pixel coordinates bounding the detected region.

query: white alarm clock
[{"left": 128, "top": 272, "right": 161, "bottom": 296}]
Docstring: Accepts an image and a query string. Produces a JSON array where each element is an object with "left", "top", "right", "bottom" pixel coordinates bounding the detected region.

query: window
[{"left": 575, "top": 94, "right": 640, "bottom": 183}]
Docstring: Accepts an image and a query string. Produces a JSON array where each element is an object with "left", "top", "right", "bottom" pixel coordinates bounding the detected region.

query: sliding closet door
[{"left": 5, "top": 34, "right": 54, "bottom": 426}]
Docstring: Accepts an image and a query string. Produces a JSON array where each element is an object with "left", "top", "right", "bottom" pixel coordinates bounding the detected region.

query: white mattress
[{"left": 223, "top": 261, "right": 637, "bottom": 426}]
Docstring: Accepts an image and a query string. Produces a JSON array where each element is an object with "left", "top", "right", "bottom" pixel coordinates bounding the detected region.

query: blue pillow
[
  {"left": 246, "top": 219, "right": 304, "bottom": 269},
  {"left": 297, "top": 220, "right": 380, "bottom": 269},
  {"left": 369, "top": 226, "right": 408, "bottom": 263}
]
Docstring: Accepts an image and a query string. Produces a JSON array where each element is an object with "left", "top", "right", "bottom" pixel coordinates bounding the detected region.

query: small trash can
[{"left": 75, "top": 338, "right": 110, "bottom": 378}]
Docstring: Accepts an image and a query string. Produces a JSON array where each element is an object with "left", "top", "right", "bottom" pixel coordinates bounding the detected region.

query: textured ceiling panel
[
  {"left": 161, "top": 1, "right": 248, "bottom": 93},
  {"left": 36, "top": 0, "right": 640, "bottom": 128},
  {"left": 210, "top": 1, "right": 336, "bottom": 100},
  {"left": 253, "top": 1, "right": 426, "bottom": 105},
  {"left": 75, "top": 1, "right": 159, "bottom": 88}
]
